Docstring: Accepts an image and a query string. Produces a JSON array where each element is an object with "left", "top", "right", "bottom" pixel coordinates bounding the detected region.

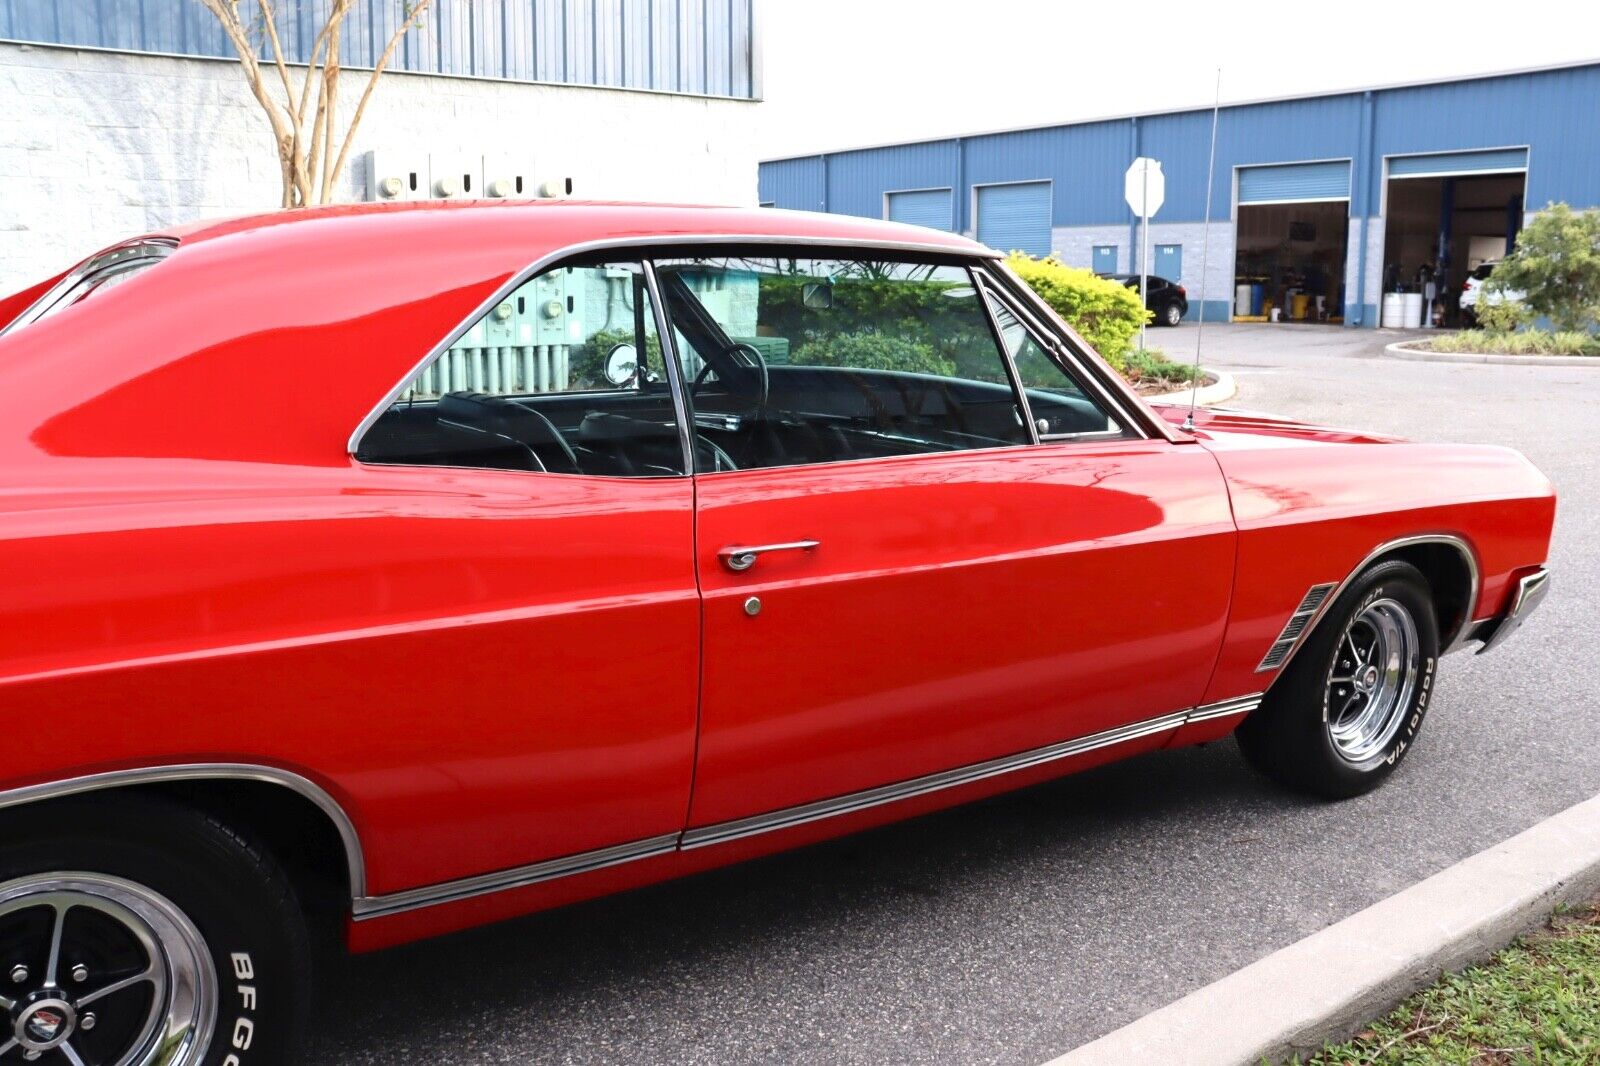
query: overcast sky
[{"left": 757, "top": 1, "right": 1599, "bottom": 159}]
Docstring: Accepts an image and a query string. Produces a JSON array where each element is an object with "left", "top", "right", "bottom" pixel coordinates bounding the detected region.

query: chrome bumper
[{"left": 1473, "top": 568, "right": 1551, "bottom": 655}]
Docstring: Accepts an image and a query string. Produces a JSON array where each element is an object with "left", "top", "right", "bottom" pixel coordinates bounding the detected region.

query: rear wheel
[
  {"left": 1237, "top": 560, "right": 1439, "bottom": 798},
  {"left": 0, "top": 797, "right": 312, "bottom": 1065},
  {"left": 1162, "top": 299, "right": 1183, "bottom": 327}
]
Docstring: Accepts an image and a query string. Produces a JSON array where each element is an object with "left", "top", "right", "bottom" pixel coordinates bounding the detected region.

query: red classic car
[{"left": 0, "top": 202, "right": 1553, "bottom": 1065}]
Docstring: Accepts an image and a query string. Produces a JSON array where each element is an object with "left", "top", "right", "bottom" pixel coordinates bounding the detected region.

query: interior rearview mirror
[{"left": 801, "top": 281, "right": 833, "bottom": 310}]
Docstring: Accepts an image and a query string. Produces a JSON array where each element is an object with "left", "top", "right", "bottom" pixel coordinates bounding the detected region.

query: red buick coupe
[{"left": 0, "top": 202, "right": 1553, "bottom": 1065}]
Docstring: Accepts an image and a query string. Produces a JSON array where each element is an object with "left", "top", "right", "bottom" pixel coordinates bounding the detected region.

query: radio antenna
[{"left": 1183, "top": 68, "right": 1223, "bottom": 433}]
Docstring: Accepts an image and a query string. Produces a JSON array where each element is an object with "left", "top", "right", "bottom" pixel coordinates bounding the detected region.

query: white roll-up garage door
[{"left": 1237, "top": 161, "right": 1351, "bottom": 205}]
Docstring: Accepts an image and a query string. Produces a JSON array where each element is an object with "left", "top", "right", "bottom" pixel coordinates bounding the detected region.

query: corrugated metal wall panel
[
  {"left": 886, "top": 188, "right": 953, "bottom": 231},
  {"left": 0, "top": 0, "right": 757, "bottom": 98},
  {"left": 650, "top": 0, "right": 679, "bottom": 93},
  {"left": 1368, "top": 65, "right": 1600, "bottom": 211},
  {"left": 824, "top": 140, "right": 961, "bottom": 221},
  {"left": 1238, "top": 160, "right": 1351, "bottom": 203},
  {"left": 976, "top": 181, "right": 1051, "bottom": 256},
  {"left": 760, "top": 156, "right": 826, "bottom": 212}
]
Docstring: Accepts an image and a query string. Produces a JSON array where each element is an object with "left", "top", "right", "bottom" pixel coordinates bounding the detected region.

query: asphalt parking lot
[{"left": 308, "top": 324, "right": 1600, "bottom": 1066}]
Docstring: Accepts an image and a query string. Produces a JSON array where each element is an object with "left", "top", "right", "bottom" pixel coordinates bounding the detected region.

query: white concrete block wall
[
  {"left": 1050, "top": 224, "right": 1129, "bottom": 272},
  {"left": 1140, "top": 220, "right": 1235, "bottom": 314},
  {"left": 0, "top": 42, "right": 759, "bottom": 291}
]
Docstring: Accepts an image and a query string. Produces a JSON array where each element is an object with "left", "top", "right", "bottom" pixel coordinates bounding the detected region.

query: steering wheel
[
  {"left": 695, "top": 435, "right": 740, "bottom": 472},
  {"left": 692, "top": 341, "right": 769, "bottom": 411}
]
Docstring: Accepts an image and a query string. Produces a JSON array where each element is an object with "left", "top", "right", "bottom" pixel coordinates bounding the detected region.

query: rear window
[
  {"left": 0, "top": 239, "right": 175, "bottom": 336},
  {"left": 1472, "top": 263, "right": 1496, "bottom": 281}
]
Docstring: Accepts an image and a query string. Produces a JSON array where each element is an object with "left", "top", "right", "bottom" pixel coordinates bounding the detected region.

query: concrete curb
[
  {"left": 1384, "top": 341, "right": 1600, "bottom": 366},
  {"left": 1146, "top": 370, "right": 1237, "bottom": 407},
  {"left": 1045, "top": 792, "right": 1600, "bottom": 1066}
]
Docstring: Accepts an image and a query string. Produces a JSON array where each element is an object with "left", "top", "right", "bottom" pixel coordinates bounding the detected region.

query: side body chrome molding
[
  {"left": 351, "top": 834, "right": 681, "bottom": 920},
  {"left": 0, "top": 763, "right": 368, "bottom": 899},
  {"left": 350, "top": 694, "right": 1263, "bottom": 920}
]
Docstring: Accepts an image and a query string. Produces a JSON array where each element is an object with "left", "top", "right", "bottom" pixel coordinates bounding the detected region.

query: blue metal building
[{"left": 759, "top": 61, "right": 1600, "bottom": 327}]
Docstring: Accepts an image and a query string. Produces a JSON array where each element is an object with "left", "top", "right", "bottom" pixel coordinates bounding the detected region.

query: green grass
[
  {"left": 1294, "top": 893, "right": 1600, "bottom": 1065},
  {"left": 1419, "top": 329, "right": 1600, "bottom": 357}
]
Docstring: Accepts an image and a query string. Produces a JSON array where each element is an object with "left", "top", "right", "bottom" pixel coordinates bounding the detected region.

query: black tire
[
  {"left": 1162, "top": 299, "right": 1184, "bottom": 327},
  {"left": 0, "top": 795, "right": 311, "bottom": 1065},
  {"left": 1236, "top": 560, "right": 1440, "bottom": 799}
]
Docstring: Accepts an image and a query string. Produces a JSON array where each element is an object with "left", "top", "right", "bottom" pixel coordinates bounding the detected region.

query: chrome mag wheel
[
  {"left": 1326, "top": 597, "right": 1420, "bottom": 763},
  {"left": 0, "top": 874, "right": 215, "bottom": 1066}
]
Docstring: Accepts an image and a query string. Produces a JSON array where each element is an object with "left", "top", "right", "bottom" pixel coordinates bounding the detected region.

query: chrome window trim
[
  {"left": 972, "top": 272, "right": 1134, "bottom": 443},
  {"left": 0, "top": 763, "right": 367, "bottom": 898},
  {"left": 1259, "top": 533, "right": 1482, "bottom": 677},
  {"left": 346, "top": 234, "right": 996, "bottom": 456},
  {"left": 0, "top": 237, "right": 177, "bottom": 337},
  {"left": 971, "top": 262, "right": 1159, "bottom": 442},
  {"left": 350, "top": 694, "right": 1261, "bottom": 919},
  {"left": 639, "top": 260, "right": 698, "bottom": 476}
]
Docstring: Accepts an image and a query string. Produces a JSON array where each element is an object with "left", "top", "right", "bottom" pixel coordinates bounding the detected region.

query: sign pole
[
  {"left": 1125, "top": 157, "right": 1163, "bottom": 354},
  {"left": 1139, "top": 166, "right": 1150, "bottom": 353}
]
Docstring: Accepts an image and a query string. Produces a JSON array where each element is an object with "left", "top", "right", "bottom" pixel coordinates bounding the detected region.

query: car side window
[
  {"left": 651, "top": 255, "right": 1030, "bottom": 473},
  {"left": 355, "top": 261, "right": 688, "bottom": 476},
  {"left": 981, "top": 288, "right": 1124, "bottom": 439}
]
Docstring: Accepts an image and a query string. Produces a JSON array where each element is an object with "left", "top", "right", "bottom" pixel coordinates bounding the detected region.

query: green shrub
[
  {"left": 1421, "top": 328, "right": 1600, "bottom": 356},
  {"left": 1005, "top": 253, "right": 1149, "bottom": 368},
  {"left": 1473, "top": 296, "right": 1532, "bottom": 333},
  {"left": 791, "top": 331, "right": 955, "bottom": 376},
  {"left": 1123, "top": 347, "right": 1202, "bottom": 385},
  {"left": 1487, "top": 203, "right": 1600, "bottom": 332}
]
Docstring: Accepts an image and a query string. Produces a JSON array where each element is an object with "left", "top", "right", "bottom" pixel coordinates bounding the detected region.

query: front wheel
[
  {"left": 1237, "top": 559, "right": 1440, "bottom": 798},
  {"left": 0, "top": 797, "right": 312, "bottom": 1065}
]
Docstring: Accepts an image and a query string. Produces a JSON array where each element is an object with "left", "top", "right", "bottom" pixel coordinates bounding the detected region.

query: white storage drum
[
  {"left": 1235, "top": 284, "right": 1254, "bottom": 317},
  {"left": 1381, "top": 292, "right": 1405, "bottom": 328},
  {"left": 1401, "top": 292, "right": 1425, "bottom": 328}
]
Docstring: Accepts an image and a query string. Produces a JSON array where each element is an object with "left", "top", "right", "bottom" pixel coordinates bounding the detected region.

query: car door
[
  {"left": 346, "top": 259, "right": 701, "bottom": 889},
  {"left": 653, "top": 251, "right": 1236, "bottom": 832}
]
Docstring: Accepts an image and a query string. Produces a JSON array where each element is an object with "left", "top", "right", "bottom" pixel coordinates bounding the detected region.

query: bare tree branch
[
  {"left": 326, "top": 0, "right": 435, "bottom": 201},
  {"left": 198, "top": 0, "right": 438, "bottom": 208}
]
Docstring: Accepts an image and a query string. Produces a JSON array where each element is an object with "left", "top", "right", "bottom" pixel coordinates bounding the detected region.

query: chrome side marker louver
[{"left": 1257, "top": 583, "right": 1337, "bottom": 672}]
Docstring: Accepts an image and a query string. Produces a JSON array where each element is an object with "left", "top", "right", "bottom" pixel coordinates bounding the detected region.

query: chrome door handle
[{"left": 719, "top": 540, "right": 820, "bottom": 572}]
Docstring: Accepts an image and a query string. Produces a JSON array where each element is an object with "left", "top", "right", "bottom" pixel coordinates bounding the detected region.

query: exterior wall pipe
[
  {"left": 1352, "top": 91, "right": 1375, "bottom": 327},
  {"left": 1128, "top": 117, "right": 1140, "bottom": 272}
]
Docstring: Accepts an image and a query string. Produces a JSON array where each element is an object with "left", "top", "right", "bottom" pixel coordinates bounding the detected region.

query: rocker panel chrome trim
[
  {"left": 352, "top": 697, "right": 1263, "bottom": 919},
  {"left": 352, "top": 834, "right": 680, "bottom": 920},
  {"left": 0, "top": 763, "right": 367, "bottom": 899},
  {"left": 679, "top": 710, "right": 1193, "bottom": 851}
]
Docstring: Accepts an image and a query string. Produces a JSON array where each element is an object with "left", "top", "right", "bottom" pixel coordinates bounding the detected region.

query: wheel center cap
[
  {"left": 1357, "top": 665, "right": 1381, "bottom": 692},
  {"left": 16, "top": 997, "right": 77, "bottom": 1051}
]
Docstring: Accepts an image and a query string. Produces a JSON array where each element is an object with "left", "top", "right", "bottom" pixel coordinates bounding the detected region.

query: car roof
[
  {"left": 161, "top": 199, "right": 989, "bottom": 258},
  {"left": 0, "top": 201, "right": 994, "bottom": 473}
]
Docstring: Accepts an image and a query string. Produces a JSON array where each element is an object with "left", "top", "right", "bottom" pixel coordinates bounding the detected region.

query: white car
[{"left": 1459, "top": 260, "right": 1524, "bottom": 323}]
